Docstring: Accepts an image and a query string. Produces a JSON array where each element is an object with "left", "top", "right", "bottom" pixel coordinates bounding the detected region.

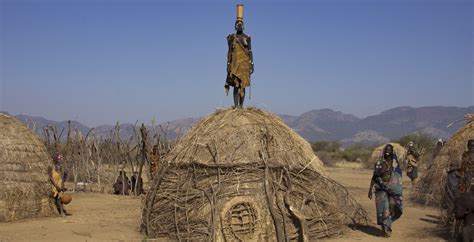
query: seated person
[
  {"left": 113, "top": 171, "right": 131, "bottom": 195},
  {"left": 131, "top": 172, "right": 144, "bottom": 195}
]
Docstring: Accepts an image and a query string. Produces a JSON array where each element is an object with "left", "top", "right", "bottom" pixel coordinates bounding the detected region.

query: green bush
[
  {"left": 393, "top": 132, "right": 437, "bottom": 167},
  {"left": 311, "top": 141, "right": 341, "bottom": 153},
  {"left": 316, "top": 151, "right": 338, "bottom": 167},
  {"left": 335, "top": 143, "right": 374, "bottom": 163},
  {"left": 394, "top": 132, "right": 435, "bottom": 152},
  {"left": 311, "top": 141, "right": 376, "bottom": 167}
]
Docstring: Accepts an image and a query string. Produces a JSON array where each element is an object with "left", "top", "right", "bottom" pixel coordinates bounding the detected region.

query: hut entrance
[{"left": 223, "top": 200, "right": 258, "bottom": 241}]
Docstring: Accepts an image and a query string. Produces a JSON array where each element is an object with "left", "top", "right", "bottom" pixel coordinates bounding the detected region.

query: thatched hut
[
  {"left": 142, "top": 108, "right": 366, "bottom": 241},
  {"left": 414, "top": 118, "right": 474, "bottom": 206},
  {"left": 370, "top": 143, "right": 407, "bottom": 166},
  {"left": 0, "top": 113, "right": 54, "bottom": 221}
]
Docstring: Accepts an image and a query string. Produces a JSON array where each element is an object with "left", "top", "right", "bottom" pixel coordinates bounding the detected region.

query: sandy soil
[
  {"left": 322, "top": 168, "right": 449, "bottom": 242},
  {"left": 0, "top": 167, "right": 450, "bottom": 241},
  {"left": 0, "top": 193, "right": 144, "bottom": 241}
]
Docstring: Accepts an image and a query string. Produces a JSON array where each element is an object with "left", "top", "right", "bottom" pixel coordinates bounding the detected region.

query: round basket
[{"left": 61, "top": 194, "right": 72, "bottom": 205}]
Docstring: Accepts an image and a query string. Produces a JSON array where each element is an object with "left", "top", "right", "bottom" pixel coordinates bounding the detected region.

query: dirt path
[
  {"left": 0, "top": 193, "right": 143, "bottom": 241},
  {"left": 322, "top": 167, "right": 448, "bottom": 242},
  {"left": 0, "top": 167, "right": 449, "bottom": 241}
]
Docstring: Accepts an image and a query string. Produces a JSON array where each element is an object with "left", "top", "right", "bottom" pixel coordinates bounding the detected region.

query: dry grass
[
  {"left": 166, "top": 107, "right": 325, "bottom": 174},
  {"left": 333, "top": 160, "right": 364, "bottom": 169},
  {"left": 413, "top": 120, "right": 474, "bottom": 207},
  {"left": 0, "top": 113, "right": 54, "bottom": 221},
  {"left": 142, "top": 108, "right": 367, "bottom": 241}
]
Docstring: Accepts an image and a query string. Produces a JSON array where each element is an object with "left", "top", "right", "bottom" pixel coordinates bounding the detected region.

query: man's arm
[
  {"left": 369, "top": 161, "right": 383, "bottom": 199},
  {"left": 368, "top": 175, "right": 375, "bottom": 199},
  {"left": 226, "top": 34, "right": 233, "bottom": 71},
  {"left": 248, "top": 36, "right": 254, "bottom": 74}
]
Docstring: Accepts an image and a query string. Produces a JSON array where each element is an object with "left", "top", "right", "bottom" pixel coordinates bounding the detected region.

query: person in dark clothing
[
  {"left": 459, "top": 139, "right": 474, "bottom": 192},
  {"left": 406, "top": 141, "right": 421, "bottom": 185},
  {"left": 113, "top": 171, "right": 131, "bottom": 195},
  {"left": 368, "top": 144, "right": 403, "bottom": 237},
  {"left": 131, "top": 172, "right": 144, "bottom": 195},
  {"left": 453, "top": 192, "right": 474, "bottom": 242}
]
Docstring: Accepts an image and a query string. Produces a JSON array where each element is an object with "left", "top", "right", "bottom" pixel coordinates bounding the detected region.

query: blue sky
[{"left": 1, "top": 0, "right": 472, "bottom": 126}]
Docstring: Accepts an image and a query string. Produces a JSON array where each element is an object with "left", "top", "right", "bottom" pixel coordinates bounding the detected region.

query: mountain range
[
  {"left": 2, "top": 106, "right": 473, "bottom": 146},
  {"left": 279, "top": 106, "right": 473, "bottom": 146}
]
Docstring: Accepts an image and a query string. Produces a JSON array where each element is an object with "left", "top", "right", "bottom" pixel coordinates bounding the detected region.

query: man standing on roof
[{"left": 225, "top": 3, "right": 254, "bottom": 109}]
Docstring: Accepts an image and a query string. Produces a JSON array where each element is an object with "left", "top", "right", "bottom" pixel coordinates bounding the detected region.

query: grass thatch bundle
[
  {"left": 142, "top": 108, "right": 367, "bottom": 241},
  {"left": 414, "top": 119, "right": 474, "bottom": 207},
  {"left": 0, "top": 113, "right": 54, "bottom": 221},
  {"left": 370, "top": 143, "right": 407, "bottom": 167}
]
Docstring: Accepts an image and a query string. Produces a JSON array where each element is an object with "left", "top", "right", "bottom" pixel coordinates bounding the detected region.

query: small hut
[
  {"left": 414, "top": 117, "right": 474, "bottom": 206},
  {"left": 142, "top": 108, "right": 366, "bottom": 241},
  {"left": 370, "top": 142, "right": 407, "bottom": 166},
  {"left": 0, "top": 113, "right": 54, "bottom": 221}
]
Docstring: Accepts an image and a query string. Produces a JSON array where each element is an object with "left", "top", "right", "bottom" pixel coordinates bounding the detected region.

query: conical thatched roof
[
  {"left": 370, "top": 142, "right": 407, "bottom": 163},
  {"left": 0, "top": 113, "right": 54, "bottom": 221},
  {"left": 415, "top": 120, "right": 474, "bottom": 206},
  {"left": 166, "top": 108, "right": 325, "bottom": 174}
]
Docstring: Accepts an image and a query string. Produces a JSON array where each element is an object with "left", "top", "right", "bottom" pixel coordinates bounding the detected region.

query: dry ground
[
  {"left": 322, "top": 167, "right": 449, "bottom": 242},
  {"left": 0, "top": 167, "right": 450, "bottom": 241}
]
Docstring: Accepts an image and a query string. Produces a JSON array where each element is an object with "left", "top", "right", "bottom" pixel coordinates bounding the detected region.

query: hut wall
[
  {"left": 414, "top": 121, "right": 474, "bottom": 206},
  {"left": 143, "top": 165, "right": 275, "bottom": 241},
  {"left": 0, "top": 114, "right": 54, "bottom": 221},
  {"left": 143, "top": 164, "right": 366, "bottom": 241}
]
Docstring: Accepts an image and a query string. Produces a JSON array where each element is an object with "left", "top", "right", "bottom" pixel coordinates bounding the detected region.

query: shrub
[
  {"left": 311, "top": 141, "right": 341, "bottom": 153},
  {"left": 393, "top": 132, "right": 437, "bottom": 167},
  {"left": 336, "top": 144, "right": 374, "bottom": 164},
  {"left": 393, "top": 132, "right": 436, "bottom": 153}
]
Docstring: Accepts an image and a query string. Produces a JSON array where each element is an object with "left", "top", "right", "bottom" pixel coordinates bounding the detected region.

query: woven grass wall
[{"left": 0, "top": 114, "right": 54, "bottom": 221}]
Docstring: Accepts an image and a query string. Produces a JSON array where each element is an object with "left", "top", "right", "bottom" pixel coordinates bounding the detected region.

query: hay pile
[
  {"left": 167, "top": 107, "right": 325, "bottom": 174},
  {"left": 0, "top": 113, "right": 54, "bottom": 221},
  {"left": 142, "top": 108, "right": 367, "bottom": 241},
  {"left": 370, "top": 143, "right": 407, "bottom": 166},
  {"left": 414, "top": 119, "right": 474, "bottom": 206}
]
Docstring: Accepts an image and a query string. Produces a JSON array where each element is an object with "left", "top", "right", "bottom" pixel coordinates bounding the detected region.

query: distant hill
[
  {"left": 9, "top": 106, "right": 473, "bottom": 146},
  {"left": 282, "top": 108, "right": 360, "bottom": 141},
  {"left": 355, "top": 106, "right": 473, "bottom": 138}
]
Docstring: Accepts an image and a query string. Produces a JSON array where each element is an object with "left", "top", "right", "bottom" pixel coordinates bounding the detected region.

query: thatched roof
[
  {"left": 166, "top": 108, "right": 325, "bottom": 174},
  {"left": 370, "top": 142, "right": 407, "bottom": 163},
  {"left": 415, "top": 119, "right": 474, "bottom": 206},
  {"left": 0, "top": 113, "right": 54, "bottom": 221}
]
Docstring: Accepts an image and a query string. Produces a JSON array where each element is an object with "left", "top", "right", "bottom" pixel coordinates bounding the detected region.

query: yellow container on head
[{"left": 236, "top": 4, "right": 244, "bottom": 21}]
